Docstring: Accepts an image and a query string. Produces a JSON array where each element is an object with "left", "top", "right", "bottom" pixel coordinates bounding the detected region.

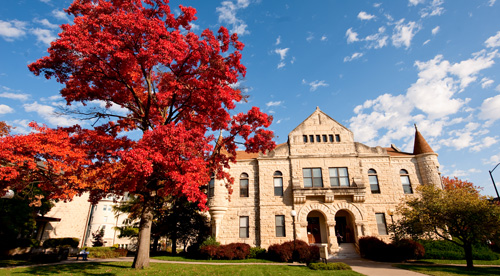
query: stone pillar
[
  {"left": 208, "top": 206, "right": 228, "bottom": 239},
  {"left": 328, "top": 221, "right": 338, "bottom": 254},
  {"left": 356, "top": 222, "right": 366, "bottom": 237}
]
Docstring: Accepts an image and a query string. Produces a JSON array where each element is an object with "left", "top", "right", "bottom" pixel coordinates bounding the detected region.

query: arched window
[
  {"left": 368, "top": 169, "right": 380, "bottom": 194},
  {"left": 240, "top": 173, "right": 249, "bottom": 197},
  {"left": 208, "top": 173, "right": 215, "bottom": 197},
  {"left": 400, "top": 169, "right": 413, "bottom": 194},
  {"left": 274, "top": 171, "right": 283, "bottom": 196}
]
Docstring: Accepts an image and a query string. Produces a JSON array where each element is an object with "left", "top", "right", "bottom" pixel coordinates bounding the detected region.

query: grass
[
  {"left": 0, "top": 261, "right": 363, "bottom": 276},
  {"left": 418, "top": 258, "right": 500, "bottom": 265},
  {"left": 0, "top": 259, "right": 33, "bottom": 268},
  {"left": 396, "top": 264, "right": 500, "bottom": 276},
  {"left": 151, "top": 255, "right": 275, "bottom": 263}
]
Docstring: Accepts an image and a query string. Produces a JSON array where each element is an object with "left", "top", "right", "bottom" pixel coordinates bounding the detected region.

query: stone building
[{"left": 207, "top": 107, "right": 441, "bottom": 254}]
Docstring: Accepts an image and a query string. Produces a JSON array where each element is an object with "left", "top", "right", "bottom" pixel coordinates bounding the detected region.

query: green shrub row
[
  {"left": 84, "top": 247, "right": 128, "bottom": 258},
  {"left": 419, "top": 240, "right": 499, "bottom": 260},
  {"left": 42, "top": 238, "right": 79, "bottom": 248},
  {"left": 308, "top": 262, "right": 352, "bottom": 270},
  {"left": 359, "top": 237, "right": 425, "bottom": 262}
]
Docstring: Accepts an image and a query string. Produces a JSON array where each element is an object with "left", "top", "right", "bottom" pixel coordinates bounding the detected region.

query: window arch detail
[
  {"left": 240, "top": 173, "right": 249, "bottom": 197},
  {"left": 400, "top": 169, "right": 413, "bottom": 194},
  {"left": 368, "top": 169, "right": 380, "bottom": 194},
  {"left": 273, "top": 171, "right": 283, "bottom": 196}
]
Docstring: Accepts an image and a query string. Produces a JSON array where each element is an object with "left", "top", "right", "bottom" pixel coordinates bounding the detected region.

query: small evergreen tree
[{"left": 92, "top": 229, "right": 105, "bottom": 247}]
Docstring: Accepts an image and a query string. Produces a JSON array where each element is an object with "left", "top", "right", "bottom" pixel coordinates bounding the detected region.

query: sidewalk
[{"left": 337, "top": 258, "right": 428, "bottom": 276}]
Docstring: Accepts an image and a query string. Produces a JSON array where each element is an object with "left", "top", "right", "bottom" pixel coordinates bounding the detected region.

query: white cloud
[
  {"left": 34, "top": 18, "right": 59, "bottom": 29},
  {"left": 409, "top": 0, "right": 425, "bottom": 6},
  {"left": 303, "top": 80, "right": 329, "bottom": 92},
  {"left": 0, "top": 19, "right": 27, "bottom": 41},
  {"left": 0, "top": 104, "right": 14, "bottom": 114},
  {"left": 489, "top": 0, "right": 496, "bottom": 6},
  {"left": 481, "top": 77, "right": 494, "bottom": 88},
  {"left": 275, "top": 35, "right": 281, "bottom": 45},
  {"left": 479, "top": 94, "right": 500, "bottom": 122},
  {"left": 431, "top": 26, "right": 440, "bottom": 35},
  {"left": 90, "top": 100, "right": 129, "bottom": 115},
  {"left": 277, "top": 62, "right": 285, "bottom": 69},
  {"left": 423, "top": 39, "right": 430, "bottom": 45},
  {"left": 392, "top": 20, "right": 420, "bottom": 49},
  {"left": 373, "top": 3, "right": 382, "bottom": 8},
  {"left": 306, "top": 32, "right": 314, "bottom": 42},
  {"left": 344, "top": 52, "right": 364, "bottom": 62},
  {"left": 31, "top": 28, "right": 57, "bottom": 45},
  {"left": 471, "top": 136, "right": 498, "bottom": 152},
  {"left": 23, "top": 101, "right": 80, "bottom": 127},
  {"left": 321, "top": 35, "right": 327, "bottom": 41},
  {"left": 0, "top": 92, "right": 29, "bottom": 101},
  {"left": 40, "top": 0, "right": 51, "bottom": 3},
  {"left": 485, "top": 31, "right": 500, "bottom": 48},
  {"left": 266, "top": 101, "right": 283, "bottom": 107},
  {"left": 365, "top": 26, "right": 388, "bottom": 49},
  {"left": 216, "top": 0, "right": 251, "bottom": 36},
  {"left": 52, "top": 9, "right": 71, "bottom": 22},
  {"left": 420, "top": 0, "right": 445, "bottom": 18},
  {"left": 188, "top": 23, "right": 199, "bottom": 31},
  {"left": 358, "top": 11, "right": 376, "bottom": 20},
  {"left": 346, "top": 28, "right": 359, "bottom": 43},
  {"left": 274, "top": 48, "right": 289, "bottom": 60},
  {"left": 449, "top": 50, "right": 498, "bottom": 90}
]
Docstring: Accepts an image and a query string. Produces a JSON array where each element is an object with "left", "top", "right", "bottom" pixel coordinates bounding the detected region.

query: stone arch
[
  {"left": 330, "top": 202, "right": 364, "bottom": 221},
  {"left": 297, "top": 203, "right": 335, "bottom": 227}
]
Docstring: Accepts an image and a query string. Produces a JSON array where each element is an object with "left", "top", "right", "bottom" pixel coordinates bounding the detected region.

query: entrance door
[
  {"left": 335, "top": 211, "right": 355, "bottom": 243},
  {"left": 307, "top": 217, "right": 321, "bottom": 244}
]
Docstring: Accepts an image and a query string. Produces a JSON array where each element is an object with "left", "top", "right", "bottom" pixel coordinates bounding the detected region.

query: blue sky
[{"left": 2, "top": 0, "right": 500, "bottom": 196}]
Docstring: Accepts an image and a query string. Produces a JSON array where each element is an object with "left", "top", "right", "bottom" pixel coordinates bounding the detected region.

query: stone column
[
  {"left": 208, "top": 206, "right": 228, "bottom": 239},
  {"left": 328, "top": 221, "right": 338, "bottom": 254}
]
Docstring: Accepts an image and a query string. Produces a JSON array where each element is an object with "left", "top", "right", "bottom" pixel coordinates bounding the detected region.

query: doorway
[
  {"left": 335, "top": 210, "right": 355, "bottom": 243},
  {"left": 306, "top": 211, "right": 327, "bottom": 244}
]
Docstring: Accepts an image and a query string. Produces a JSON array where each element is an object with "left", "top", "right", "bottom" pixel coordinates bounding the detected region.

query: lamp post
[
  {"left": 1, "top": 189, "right": 14, "bottom": 199},
  {"left": 290, "top": 209, "right": 297, "bottom": 262},
  {"left": 489, "top": 163, "right": 500, "bottom": 200},
  {"left": 387, "top": 209, "right": 394, "bottom": 225}
]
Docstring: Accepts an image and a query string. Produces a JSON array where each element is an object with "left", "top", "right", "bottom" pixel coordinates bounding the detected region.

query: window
[
  {"left": 400, "top": 169, "right": 413, "bottom": 194},
  {"left": 329, "top": 135, "right": 334, "bottom": 142},
  {"left": 103, "top": 216, "right": 108, "bottom": 223},
  {"left": 303, "top": 135, "right": 308, "bottom": 143},
  {"left": 368, "top": 169, "right": 380, "bottom": 194},
  {"left": 274, "top": 171, "right": 283, "bottom": 196},
  {"left": 275, "top": 215, "right": 285, "bottom": 237},
  {"left": 316, "top": 135, "right": 320, "bottom": 142},
  {"left": 103, "top": 205, "right": 107, "bottom": 211},
  {"left": 335, "top": 134, "right": 341, "bottom": 142},
  {"left": 208, "top": 174, "right": 215, "bottom": 197},
  {"left": 375, "top": 213, "right": 388, "bottom": 235},
  {"left": 309, "top": 135, "right": 314, "bottom": 143},
  {"left": 108, "top": 205, "right": 112, "bottom": 211},
  {"left": 303, "top": 168, "right": 323, "bottom": 187},
  {"left": 329, "top": 167, "right": 349, "bottom": 187},
  {"left": 240, "top": 173, "right": 249, "bottom": 197},
  {"left": 322, "top": 135, "right": 327, "bottom": 142},
  {"left": 239, "top": 216, "right": 249, "bottom": 238}
]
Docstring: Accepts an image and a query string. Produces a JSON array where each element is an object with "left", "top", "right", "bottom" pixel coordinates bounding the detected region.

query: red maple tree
[{"left": 1, "top": 0, "right": 275, "bottom": 269}]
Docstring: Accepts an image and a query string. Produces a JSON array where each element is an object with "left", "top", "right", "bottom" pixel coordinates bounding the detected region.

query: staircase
[{"left": 331, "top": 243, "right": 360, "bottom": 259}]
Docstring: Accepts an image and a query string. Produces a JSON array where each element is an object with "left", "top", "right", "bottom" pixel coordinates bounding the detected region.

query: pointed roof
[
  {"left": 413, "top": 124, "right": 434, "bottom": 155},
  {"left": 289, "top": 106, "right": 352, "bottom": 134}
]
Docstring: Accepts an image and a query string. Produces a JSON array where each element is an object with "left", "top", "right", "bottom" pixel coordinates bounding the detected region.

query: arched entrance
[
  {"left": 334, "top": 210, "right": 355, "bottom": 243},
  {"left": 306, "top": 211, "right": 328, "bottom": 244}
]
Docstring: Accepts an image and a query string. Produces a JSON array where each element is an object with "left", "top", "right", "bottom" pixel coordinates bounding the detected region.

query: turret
[{"left": 413, "top": 125, "right": 441, "bottom": 187}]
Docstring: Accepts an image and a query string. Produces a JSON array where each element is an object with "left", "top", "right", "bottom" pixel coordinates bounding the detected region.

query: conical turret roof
[{"left": 413, "top": 125, "right": 434, "bottom": 155}]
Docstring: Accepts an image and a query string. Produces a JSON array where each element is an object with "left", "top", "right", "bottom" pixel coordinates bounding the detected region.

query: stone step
[{"left": 331, "top": 243, "right": 360, "bottom": 259}]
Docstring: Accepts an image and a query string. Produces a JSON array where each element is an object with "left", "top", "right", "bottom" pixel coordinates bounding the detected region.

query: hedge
[
  {"left": 419, "top": 240, "right": 499, "bottom": 260},
  {"left": 42, "top": 238, "right": 79, "bottom": 248},
  {"left": 308, "top": 262, "right": 352, "bottom": 270}
]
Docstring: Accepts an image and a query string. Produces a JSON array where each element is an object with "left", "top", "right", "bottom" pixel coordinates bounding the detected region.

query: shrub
[
  {"left": 199, "top": 244, "right": 218, "bottom": 259},
  {"left": 42, "top": 238, "right": 79, "bottom": 248},
  {"left": 267, "top": 240, "right": 319, "bottom": 263},
  {"left": 249, "top": 247, "right": 266, "bottom": 259},
  {"left": 86, "top": 247, "right": 127, "bottom": 258},
  {"left": 201, "top": 236, "right": 220, "bottom": 247},
  {"left": 420, "top": 240, "right": 499, "bottom": 260},
  {"left": 393, "top": 239, "right": 425, "bottom": 261},
  {"left": 359, "top": 236, "right": 388, "bottom": 260},
  {"left": 308, "top": 262, "right": 352, "bottom": 270}
]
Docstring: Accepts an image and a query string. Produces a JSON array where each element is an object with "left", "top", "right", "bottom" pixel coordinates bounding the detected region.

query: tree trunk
[
  {"left": 172, "top": 236, "right": 177, "bottom": 255},
  {"left": 132, "top": 204, "right": 153, "bottom": 269},
  {"left": 464, "top": 242, "right": 474, "bottom": 269}
]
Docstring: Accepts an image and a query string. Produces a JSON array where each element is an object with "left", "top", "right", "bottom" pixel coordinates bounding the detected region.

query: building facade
[{"left": 208, "top": 107, "right": 441, "bottom": 254}]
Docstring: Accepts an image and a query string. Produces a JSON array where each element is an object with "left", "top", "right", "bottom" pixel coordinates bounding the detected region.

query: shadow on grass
[
  {"left": 9, "top": 262, "right": 130, "bottom": 276},
  {"left": 397, "top": 264, "right": 500, "bottom": 276}
]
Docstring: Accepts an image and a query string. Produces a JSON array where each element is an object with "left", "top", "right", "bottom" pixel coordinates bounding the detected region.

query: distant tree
[
  {"left": 92, "top": 229, "right": 105, "bottom": 247},
  {"left": 395, "top": 176, "right": 500, "bottom": 268}
]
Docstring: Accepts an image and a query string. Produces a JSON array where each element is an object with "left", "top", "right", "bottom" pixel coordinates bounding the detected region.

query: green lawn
[
  {"left": 0, "top": 262, "right": 363, "bottom": 276},
  {"left": 151, "top": 255, "right": 275, "bottom": 263},
  {"left": 419, "top": 258, "right": 500, "bottom": 265},
  {"left": 397, "top": 264, "right": 500, "bottom": 276}
]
